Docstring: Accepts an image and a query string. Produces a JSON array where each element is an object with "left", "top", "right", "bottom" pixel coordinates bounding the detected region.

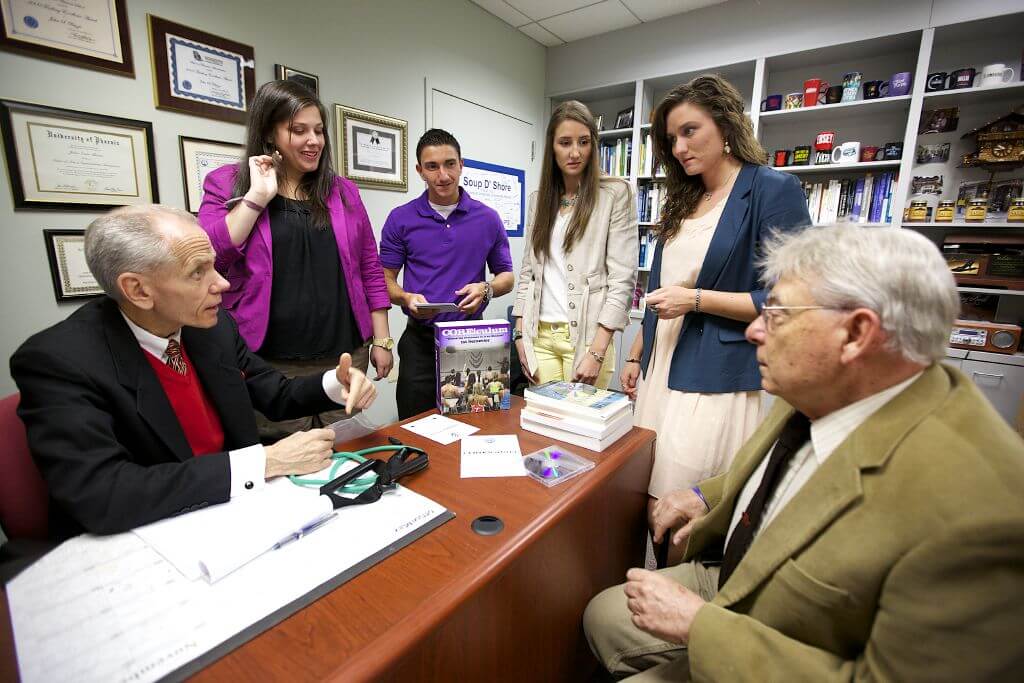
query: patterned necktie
[
  {"left": 718, "top": 412, "right": 811, "bottom": 590},
  {"left": 165, "top": 339, "right": 187, "bottom": 376}
]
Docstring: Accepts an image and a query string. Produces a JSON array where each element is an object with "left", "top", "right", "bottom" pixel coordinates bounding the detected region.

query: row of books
[
  {"left": 637, "top": 131, "right": 656, "bottom": 178},
  {"left": 637, "top": 182, "right": 665, "bottom": 223},
  {"left": 801, "top": 172, "right": 898, "bottom": 225},
  {"left": 521, "top": 381, "right": 633, "bottom": 452},
  {"left": 600, "top": 139, "right": 632, "bottom": 178},
  {"left": 638, "top": 233, "right": 657, "bottom": 270}
]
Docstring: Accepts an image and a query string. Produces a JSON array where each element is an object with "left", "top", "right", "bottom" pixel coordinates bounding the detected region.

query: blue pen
[{"left": 272, "top": 511, "right": 338, "bottom": 550}]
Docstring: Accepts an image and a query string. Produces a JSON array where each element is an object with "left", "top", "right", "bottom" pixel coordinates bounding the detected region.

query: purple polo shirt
[{"left": 379, "top": 189, "right": 513, "bottom": 324}]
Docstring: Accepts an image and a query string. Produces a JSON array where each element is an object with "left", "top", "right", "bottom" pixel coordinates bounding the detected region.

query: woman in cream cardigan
[{"left": 512, "top": 101, "right": 638, "bottom": 388}]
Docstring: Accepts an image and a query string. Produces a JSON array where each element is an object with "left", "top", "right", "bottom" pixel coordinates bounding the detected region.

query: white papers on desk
[
  {"left": 7, "top": 485, "right": 449, "bottom": 683},
  {"left": 133, "top": 478, "right": 334, "bottom": 582},
  {"left": 402, "top": 413, "right": 479, "bottom": 444},
  {"left": 460, "top": 434, "right": 527, "bottom": 478}
]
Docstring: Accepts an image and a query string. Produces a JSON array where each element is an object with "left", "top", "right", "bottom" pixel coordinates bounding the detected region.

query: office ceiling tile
[
  {"left": 518, "top": 22, "right": 565, "bottom": 46},
  {"left": 506, "top": 0, "right": 597, "bottom": 22},
  {"left": 539, "top": 1, "right": 640, "bottom": 43},
  {"left": 471, "top": 0, "right": 533, "bottom": 27},
  {"left": 620, "top": 0, "right": 727, "bottom": 22}
]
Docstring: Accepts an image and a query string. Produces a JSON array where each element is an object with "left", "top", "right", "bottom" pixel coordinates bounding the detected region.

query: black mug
[
  {"left": 883, "top": 141, "right": 903, "bottom": 160},
  {"left": 792, "top": 145, "right": 811, "bottom": 166},
  {"left": 950, "top": 67, "right": 976, "bottom": 89},
  {"left": 863, "top": 80, "right": 889, "bottom": 99},
  {"left": 926, "top": 71, "right": 950, "bottom": 91},
  {"left": 825, "top": 85, "right": 843, "bottom": 104}
]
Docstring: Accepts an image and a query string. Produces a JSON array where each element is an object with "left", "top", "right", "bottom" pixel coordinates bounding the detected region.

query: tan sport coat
[
  {"left": 511, "top": 178, "right": 638, "bottom": 373},
  {"left": 684, "top": 363, "right": 1024, "bottom": 681}
]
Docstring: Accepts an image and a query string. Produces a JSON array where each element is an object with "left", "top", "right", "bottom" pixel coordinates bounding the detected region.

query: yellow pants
[{"left": 532, "top": 321, "right": 615, "bottom": 389}]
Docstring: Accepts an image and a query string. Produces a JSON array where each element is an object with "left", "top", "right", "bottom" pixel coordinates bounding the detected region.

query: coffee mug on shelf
[
  {"left": 813, "top": 150, "right": 832, "bottom": 165},
  {"left": 773, "top": 149, "right": 791, "bottom": 167},
  {"left": 950, "top": 67, "right": 976, "bottom": 89},
  {"left": 832, "top": 141, "right": 861, "bottom": 165},
  {"left": 979, "top": 63, "right": 1015, "bottom": 88},
  {"left": 863, "top": 80, "right": 889, "bottom": 99},
  {"left": 841, "top": 71, "right": 863, "bottom": 102},
  {"left": 889, "top": 71, "right": 912, "bottom": 96},
  {"left": 883, "top": 141, "right": 903, "bottom": 160},
  {"left": 861, "top": 146, "right": 881, "bottom": 162},
  {"left": 792, "top": 145, "right": 811, "bottom": 165},
  {"left": 926, "top": 71, "right": 950, "bottom": 91},
  {"left": 825, "top": 85, "right": 843, "bottom": 104},
  {"left": 784, "top": 92, "right": 803, "bottom": 109},
  {"left": 803, "top": 78, "right": 829, "bottom": 107},
  {"left": 760, "top": 94, "right": 783, "bottom": 111},
  {"left": 814, "top": 130, "right": 837, "bottom": 151}
]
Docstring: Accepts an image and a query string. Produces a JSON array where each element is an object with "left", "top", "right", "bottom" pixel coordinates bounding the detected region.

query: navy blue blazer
[{"left": 640, "top": 163, "right": 811, "bottom": 393}]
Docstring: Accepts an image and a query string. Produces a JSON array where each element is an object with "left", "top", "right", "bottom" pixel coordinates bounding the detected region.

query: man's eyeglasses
[{"left": 759, "top": 304, "right": 844, "bottom": 333}]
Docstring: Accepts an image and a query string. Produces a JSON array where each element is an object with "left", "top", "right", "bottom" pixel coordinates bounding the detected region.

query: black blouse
[{"left": 258, "top": 196, "right": 363, "bottom": 361}]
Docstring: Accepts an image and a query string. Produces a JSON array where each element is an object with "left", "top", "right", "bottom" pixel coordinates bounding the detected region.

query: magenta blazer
[{"left": 198, "top": 164, "right": 391, "bottom": 351}]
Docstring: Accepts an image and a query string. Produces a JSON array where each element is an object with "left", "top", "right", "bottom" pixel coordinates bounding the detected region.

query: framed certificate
[
  {"left": 148, "top": 15, "right": 255, "bottom": 124},
  {"left": 0, "top": 0, "right": 134, "bottom": 76},
  {"left": 44, "top": 229, "right": 103, "bottom": 302},
  {"left": 335, "top": 104, "right": 408, "bottom": 192},
  {"left": 179, "top": 136, "right": 242, "bottom": 213},
  {"left": 0, "top": 99, "right": 158, "bottom": 210}
]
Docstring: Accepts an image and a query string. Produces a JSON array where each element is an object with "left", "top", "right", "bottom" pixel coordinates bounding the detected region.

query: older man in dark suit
[{"left": 11, "top": 205, "right": 377, "bottom": 538}]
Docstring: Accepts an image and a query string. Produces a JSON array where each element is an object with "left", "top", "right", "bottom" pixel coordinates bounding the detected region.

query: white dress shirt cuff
[
  {"left": 322, "top": 369, "right": 347, "bottom": 406},
  {"left": 228, "top": 444, "right": 266, "bottom": 497}
]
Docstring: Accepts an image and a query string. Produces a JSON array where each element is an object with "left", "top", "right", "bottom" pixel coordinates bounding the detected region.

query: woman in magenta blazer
[{"left": 198, "top": 80, "right": 392, "bottom": 437}]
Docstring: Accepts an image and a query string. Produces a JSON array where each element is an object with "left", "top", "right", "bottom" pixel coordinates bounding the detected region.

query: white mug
[
  {"left": 979, "top": 63, "right": 1015, "bottom": 88},
  {"left": 832, "top": 141, "right": 861, "bottom": 165}
]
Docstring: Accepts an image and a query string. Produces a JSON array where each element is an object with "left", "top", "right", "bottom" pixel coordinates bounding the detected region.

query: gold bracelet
[{"left": 588, "top": 350, "right": 606, "bottom": 364}]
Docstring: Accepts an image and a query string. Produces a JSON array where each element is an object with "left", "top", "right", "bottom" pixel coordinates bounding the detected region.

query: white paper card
[
  {"left": 327, "top": 412, "right": 380, "bottom": 443},
  {"left": 460, "top": 434, "right": 527, "bottom": 478},
  {"left": 402, "top": 413, "right": 479, "bottom": 445}
]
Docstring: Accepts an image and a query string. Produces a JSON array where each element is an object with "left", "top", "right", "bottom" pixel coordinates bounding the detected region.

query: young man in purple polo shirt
[{"left": 380, "top": 129, "right": 514, "bottom": 419}]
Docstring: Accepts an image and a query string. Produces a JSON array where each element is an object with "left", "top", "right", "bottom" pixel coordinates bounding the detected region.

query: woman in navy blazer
[{"left": 620, "top": 76, "right": 811, "bottom": 543}]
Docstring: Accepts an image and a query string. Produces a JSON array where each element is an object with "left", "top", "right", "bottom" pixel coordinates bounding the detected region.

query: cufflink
[{"left": 244, "top": 481, "right": 254, "bottom": 490}]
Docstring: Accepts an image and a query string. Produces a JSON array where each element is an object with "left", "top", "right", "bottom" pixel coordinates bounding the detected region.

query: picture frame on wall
[
  {"left": 0, "top": 0, "right": 134, "bottom": 76},
  {"left": 147, "top": 15, "right": 255, "bottom": 124},
  {"left": 0, "top": 99, "right": 158, "bottom": 210},
  {"left": 43, "top": 229, "right": 103, "bottom": 302},
  {"left": 179, "top": 136, "right": 243, "bottom": 213},
  {"left": 274, "top": 64, "right": 319, "bottom": 97},
  {"left": 334, "top": 104, "right": 408, "bottom": 192}
]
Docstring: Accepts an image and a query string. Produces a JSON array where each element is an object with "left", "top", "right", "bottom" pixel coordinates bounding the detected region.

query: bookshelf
[{"left": 547, "top": 9, "right": 1024, "bottom": 385}]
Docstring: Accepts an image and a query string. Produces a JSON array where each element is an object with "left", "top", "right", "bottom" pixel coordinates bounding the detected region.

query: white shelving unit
[{"left": 776, "top": 160, "right": 903, "bottom": 174}]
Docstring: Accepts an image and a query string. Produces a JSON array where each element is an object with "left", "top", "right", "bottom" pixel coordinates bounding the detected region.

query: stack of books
[{"left": 521, "top": 381, "right": 634, "bottom": 452}]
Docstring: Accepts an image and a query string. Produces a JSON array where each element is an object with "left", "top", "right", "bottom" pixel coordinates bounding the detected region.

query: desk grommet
[{"left": 471, "top": 515, "right": 504, "bottom": 536}]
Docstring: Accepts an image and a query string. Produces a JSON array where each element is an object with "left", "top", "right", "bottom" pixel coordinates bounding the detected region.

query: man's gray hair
[
  {"left": 761, "top": 225, "right": 960, "bottom": 365},
  {"left": 84, "top": 204, "right": 197, "bottom": 301}
]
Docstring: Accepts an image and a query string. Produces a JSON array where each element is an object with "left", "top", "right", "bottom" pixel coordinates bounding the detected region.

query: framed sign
[
  {"left": 461, "top": 159, "right": 525, "bottom": 237},
  {"left": 0, "top": 0, "right": 134, "bottom": 76},
  {"left": 179, "top": 136, "right": 242, "bottom": 213},
  {"left": 334, "top": 104, "right": 407, "bottom": 192},
  {"left": 148, "top": 15, "right": 255, "bottom": 124},
  {"left": 44, "top": 229, "right": 103, "bottom": 302},
  {"left": 0, "top": 99, "right": 158, "bottom": 210},
  {"left": 274, "top": 63, "right": 318, "bottom": 97}
]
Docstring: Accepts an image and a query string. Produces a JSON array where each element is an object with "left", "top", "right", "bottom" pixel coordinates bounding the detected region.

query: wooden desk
[{"left": 0, "top": 398, "right": 654, "bottom": 682}]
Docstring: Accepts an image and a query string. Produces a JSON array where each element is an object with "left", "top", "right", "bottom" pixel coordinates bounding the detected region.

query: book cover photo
[{"left": 435, "top": 319, "right": 512, "bottom": 415}]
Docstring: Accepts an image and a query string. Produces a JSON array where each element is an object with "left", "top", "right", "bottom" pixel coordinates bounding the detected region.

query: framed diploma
[
  {"left": 0, "top": 99, "right": 158, "bottom": 210},
  {"left": 179, "top": 136, "right": 242, "bottom": 213},
  {"left": 335, "top": 104, "right": 408, "bottom": 192},
  {"left": 43, "top": 229, "right": 103, "bottom": 302},
  {"left": 274, "top": 64, "right": 319, "bottom": 97},
  {"left": 0, "top": 0, "right": 134, "bottom": 76},
  {"left": 148, "top": 15, "right": 255, "bottom": 124}
]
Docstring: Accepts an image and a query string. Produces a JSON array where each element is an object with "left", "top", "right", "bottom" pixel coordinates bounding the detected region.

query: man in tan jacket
[{"left": 584, "top": 225, "right": 1024, "bottom": 681}]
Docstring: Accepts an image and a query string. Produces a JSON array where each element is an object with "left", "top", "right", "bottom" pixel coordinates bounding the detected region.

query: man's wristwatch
[
  {"left": 371, "top": 337, "right": 395, "bottom": 350},
  {"left": 481, "top": 281, "right": 493, "bottom": 306},
  {"left": 512, "top": 329, "right": 523, "bottom": 341}
]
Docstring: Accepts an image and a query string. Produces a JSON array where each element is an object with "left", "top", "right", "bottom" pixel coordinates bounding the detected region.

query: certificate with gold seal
[
  {"left": 0, "top": 99, "right": 158, "bottom": 209},
  {"left": 44, "top": 229, "right": 103, "bottom": 302}
]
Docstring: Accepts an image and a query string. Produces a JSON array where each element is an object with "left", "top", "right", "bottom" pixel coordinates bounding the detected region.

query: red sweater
[{"left": 143, "top": 347, "right": 225, "bottom": 456}]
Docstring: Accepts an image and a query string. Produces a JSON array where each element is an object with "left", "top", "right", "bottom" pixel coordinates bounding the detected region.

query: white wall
[
  {"left": 545, "top": 0, "right": 1022, "bottom": 96},
  {"left": 0, "top": 0, "right": 546, "bottom": 426}
]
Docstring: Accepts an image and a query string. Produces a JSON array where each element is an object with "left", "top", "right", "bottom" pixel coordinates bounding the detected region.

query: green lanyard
[{"left": 288, "top": 445, "right": 407, "bottom": 493}]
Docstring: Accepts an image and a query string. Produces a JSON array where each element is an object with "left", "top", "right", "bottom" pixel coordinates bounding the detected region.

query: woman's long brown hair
[
  {"left": 651, "top": 74, "right": 765, "bottom": 243},
  {"left": 530, "top": 101, "right": 602, "bottom": 259},
  {"left": 233, "top": 80, "right": 341, "bottom": 229}
]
